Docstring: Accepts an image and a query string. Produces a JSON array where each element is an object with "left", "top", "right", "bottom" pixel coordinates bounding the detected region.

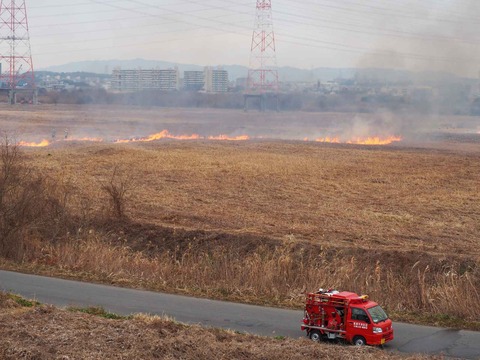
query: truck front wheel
[
  {"left": 309, "top": 330, "right": 322, "bottom": 342},
  {"left": 353, "top": 336, "right": 366, "bottom": 346}
]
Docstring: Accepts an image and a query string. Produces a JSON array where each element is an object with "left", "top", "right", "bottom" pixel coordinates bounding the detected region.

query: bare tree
[{"left": 100, "top": 165, "right": 131, "bottom": 220}]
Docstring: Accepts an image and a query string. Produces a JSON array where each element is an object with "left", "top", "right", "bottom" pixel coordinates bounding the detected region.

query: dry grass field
[
  {"left": 0, "top": 104, "right": 479, "bottom": 329},
  {"left": 28, "top": 139, "right": 480, "bottom": 256},
  {"left": 0, "top": 292, "right": 440, "bottom": 360}
]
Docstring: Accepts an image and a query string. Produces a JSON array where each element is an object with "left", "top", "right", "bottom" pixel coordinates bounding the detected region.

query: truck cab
[
  {"left": 346, "top": 299, "right": 394, "bottom": 345},
  {"left": 301, "top": 289, "right": 394, "bottom": 346}
]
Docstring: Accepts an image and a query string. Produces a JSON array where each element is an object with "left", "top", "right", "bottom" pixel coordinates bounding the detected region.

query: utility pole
[
  {"left": 0, "top": 0, "right": 36, "bottom": 104},
  {"left": 244, "top": 0, "right": 279, "bottom": 112}
]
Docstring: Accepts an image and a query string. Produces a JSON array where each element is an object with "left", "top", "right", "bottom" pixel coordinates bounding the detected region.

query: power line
[
  {"left": 28, "top": 0, "right": 480, "bottom": 69},
  {"left": 289, "top": 0, "right": 480, "bottom": 25},
  {"left": 34, "top": 29, "right": 238, "bottom": 57},
  {"left": 31, "top": 0, "right": 480, "bottom": 47},
  {"left": 272, "top": 9, "right": 480, "bottom": 46},
  {"left": 326, "top": 0, "right": 480, "bottom": 24}
]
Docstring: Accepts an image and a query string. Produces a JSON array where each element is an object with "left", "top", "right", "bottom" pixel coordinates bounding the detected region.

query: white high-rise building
[
  {"left": 111, "top": 67, "right": 180, "bottom": 92},
  {"left": 204, "top": 67, "right": 229, "bottom": 93},
  {"left": 184, "top": 71, "right": 205, "bottom": 91}
]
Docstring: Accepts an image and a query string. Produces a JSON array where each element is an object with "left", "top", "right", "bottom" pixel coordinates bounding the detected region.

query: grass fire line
[{"left": 18, "top": 131, "right": 403, "bottom": 147}]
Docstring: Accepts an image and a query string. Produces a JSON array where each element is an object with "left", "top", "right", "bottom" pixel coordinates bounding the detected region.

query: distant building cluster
[
  {"left": 110, "top": 66, "right": 229, "bottom": 93},
  {"left": 33, "top": 66, "right": 480, "bottom": 116},
  {"left": 39, "top": 73, "right": 106, "bottom": 91},
  {"left": 110, "top": 68, "right": 180, "bottom": 92}
]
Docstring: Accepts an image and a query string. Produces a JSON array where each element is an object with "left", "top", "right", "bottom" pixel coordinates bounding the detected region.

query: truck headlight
[{"left": 373, "top": 327, "right": 383, "bottom": 333}]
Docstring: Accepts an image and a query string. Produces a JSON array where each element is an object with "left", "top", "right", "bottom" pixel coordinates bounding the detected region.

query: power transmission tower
[
  {"left": 0, "top": 0, "right": 36, "bottom": 104},
  {"left": 245, "top": 0, "right": 279, "bottom": 112}
]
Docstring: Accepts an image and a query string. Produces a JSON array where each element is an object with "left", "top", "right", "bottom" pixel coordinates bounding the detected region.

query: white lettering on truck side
[{"left": 353, "top": 322, "right": 368, "bottom": 329}]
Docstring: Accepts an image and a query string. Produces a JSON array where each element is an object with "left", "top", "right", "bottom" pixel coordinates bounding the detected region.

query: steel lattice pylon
[
  {"left": 0, "top": 0, "right": 35, "bottom": 97},
  {"left": 247, "top": 0, "right": 278, "bottom": 94}
]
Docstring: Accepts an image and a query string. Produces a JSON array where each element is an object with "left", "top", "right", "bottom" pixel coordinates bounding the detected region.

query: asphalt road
[{"left": 1, "top": 270, "right": 479, "bottom": 359}]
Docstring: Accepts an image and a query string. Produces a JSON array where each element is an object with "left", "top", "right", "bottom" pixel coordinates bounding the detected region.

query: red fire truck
[{"left": 301, "top": 289, "right": 394, "bottom": 346}]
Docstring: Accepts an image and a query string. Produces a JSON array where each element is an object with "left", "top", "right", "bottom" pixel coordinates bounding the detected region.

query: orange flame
[
  {"left": 208, "top": 135, "right": 250, "bottom": 141},
  {"left": 18, "top": 139, "right": 50, "bottom": 147},
  {"left": 114, "top": 131, "right": 250, "bottom": 143},
  {"left": 315, "top": 136, "right": 341, "bottom": 143},
  {"left": 315, "top": 135, "right": 402, "bottom": 145},
  {"left": 65, "top": 137, "right": 104, "bottom": 142},
  {"left": 347, "top": 136, "right": 402, "bottom": 145},
  {"left": 114, "top": 130, "right": 201, "bottom": 143}
]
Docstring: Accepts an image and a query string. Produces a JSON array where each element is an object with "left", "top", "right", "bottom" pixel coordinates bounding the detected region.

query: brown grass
[
  {"left": 0, "top": 105, "right": 479, "bottom": 329},
  {"left": 27, "top": 141, "right": 480, "bottom": 257},
  {"left": 17, "top": 233, "right": 477, "bottom": 329},
  {"left": 0, "top": 293, "right": 440, "bottom": 360}
]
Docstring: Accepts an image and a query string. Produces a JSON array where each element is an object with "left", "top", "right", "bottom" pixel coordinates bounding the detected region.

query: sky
[{"left": 19, "top": 0, "right": 480, "bottom": 76}]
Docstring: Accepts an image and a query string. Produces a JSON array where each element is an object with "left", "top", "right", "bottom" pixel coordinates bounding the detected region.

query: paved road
[{"left": 1, "top": 270, "right": 479, "bottom": 359}]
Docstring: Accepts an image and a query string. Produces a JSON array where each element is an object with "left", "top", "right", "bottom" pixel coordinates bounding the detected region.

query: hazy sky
[{"left": 24, "top": 0, "right": 480, "bottom": 76}]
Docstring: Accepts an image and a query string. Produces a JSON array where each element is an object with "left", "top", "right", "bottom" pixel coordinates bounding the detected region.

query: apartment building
[{"left": 111, "top": 68, "right": 180, "bottom": 91}]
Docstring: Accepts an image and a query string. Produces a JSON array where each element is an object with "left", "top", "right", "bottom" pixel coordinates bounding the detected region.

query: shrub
[
  {"left": 99, "top": 165, "right": 131, "bottom": 220},
  {"left": 0, "top": 134, "right": 73, "bottom": 260}
]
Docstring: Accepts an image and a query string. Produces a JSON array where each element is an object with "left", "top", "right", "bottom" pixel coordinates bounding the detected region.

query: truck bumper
[{"left": 368, "top": 330, "right": 394, "bottom": 345}]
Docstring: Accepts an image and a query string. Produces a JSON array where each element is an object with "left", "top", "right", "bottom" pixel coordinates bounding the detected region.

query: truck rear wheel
[
  {"left": 353, "top": 336, "right": 366, "bottom": 346},
  {"left": 309, "top": 330, "right": 321, "bottom": 342}
]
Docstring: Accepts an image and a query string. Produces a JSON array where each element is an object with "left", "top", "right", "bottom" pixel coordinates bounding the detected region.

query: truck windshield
[{"left": 367, "top": 305, "right": 389, "bottom": 323}]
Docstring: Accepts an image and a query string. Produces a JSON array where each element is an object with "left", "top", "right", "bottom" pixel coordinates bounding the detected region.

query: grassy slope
[
  {"left": 28, "top": 140, "right": 480, "bottom": 257},
  {"left": 0, "top": 293, "right": 439, "bottom": 360}
]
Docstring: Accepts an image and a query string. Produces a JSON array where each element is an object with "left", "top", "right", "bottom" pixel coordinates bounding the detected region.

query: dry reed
[{"left": 33, "top": 234, "right": 479, "bottom": 325}]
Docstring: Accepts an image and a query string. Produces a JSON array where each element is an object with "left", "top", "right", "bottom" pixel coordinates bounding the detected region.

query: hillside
[{"left": 0, "top": 293, "right": 439, "bottom": 360}]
